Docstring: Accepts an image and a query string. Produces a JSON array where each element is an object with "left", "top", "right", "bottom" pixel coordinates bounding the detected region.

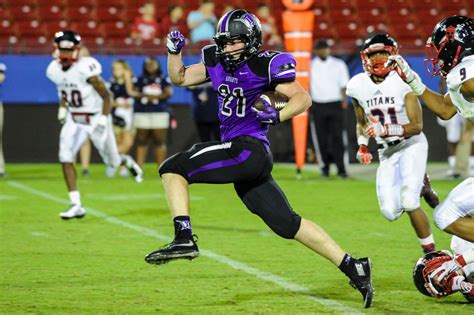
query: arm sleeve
[{"left": 269, "top": 52, "right": 296, "bottom": 88}]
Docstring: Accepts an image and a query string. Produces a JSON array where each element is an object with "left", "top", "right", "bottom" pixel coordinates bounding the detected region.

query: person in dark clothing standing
[
  {"left": 189, "top": 82, "right": 220, "bottom": 142},
  {"left": 310, "top": 39, "right": 350, "bottom": 178}
]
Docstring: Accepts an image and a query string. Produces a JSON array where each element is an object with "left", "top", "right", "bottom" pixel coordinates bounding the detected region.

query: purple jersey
[{"left": 202, "top": 45, "right": 296, "bottom": 146}]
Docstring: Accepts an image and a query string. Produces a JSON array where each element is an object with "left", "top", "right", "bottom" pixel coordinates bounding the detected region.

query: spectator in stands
[
  {"left": 310, "top": 39, "right": 350, "bottom": 178},
  {"left": 256, "top": 3, "right": 282, "bottom": 46},
  {"left": 187, "top": 0, "right": 217, "bottom": 44},
  {"left": 131, "top": 2, "right": 159, "bottom": 44},
  {"left": 109, "top": 60, "right": 139, "bottom": 177},
  {"left": 133, "top": 57, "right": 173, "bottom": 169},
  {"left": 189, "top": 82, "right": 220, "bottom": 142},
  {"left": 0, "top": 63, "right": 5, "bottom": 177},
  {"left": 160, "top": 5, "right": 188, "bottom": 41}
]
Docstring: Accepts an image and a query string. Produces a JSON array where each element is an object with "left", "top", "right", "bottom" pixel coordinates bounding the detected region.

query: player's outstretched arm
[
  {"left": 88, "top": 75, "right": 112, "bottom": 116},
  {"left": 388, "top": 55, "right": 458, "bottom": 120},
  {"left": 274, "top": 80, "right": 311, "bottom": 122},
  {"left": 167, "top": 30, "right": 208, "bottom": 87}
]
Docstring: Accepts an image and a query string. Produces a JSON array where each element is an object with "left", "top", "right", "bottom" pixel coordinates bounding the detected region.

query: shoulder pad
[
  {"left": 46, "top": 60, "right": 61, "bottom": 82},
  {"left": 201, "top": 45, "right": 219, "bottom": 67},
  {"left": 346, "top": 73, "right": 365, "bottom": 98},
  {"left": 268, "top": 52, "right": 296, "bottom": 86},
  {"left": 77, "top": 56, "right": 102, "bottom": 79}
]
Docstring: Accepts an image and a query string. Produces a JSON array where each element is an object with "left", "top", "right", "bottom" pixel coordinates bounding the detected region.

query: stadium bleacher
[{"left": 0, "top": 0, "right": 472, "bottom": 54}]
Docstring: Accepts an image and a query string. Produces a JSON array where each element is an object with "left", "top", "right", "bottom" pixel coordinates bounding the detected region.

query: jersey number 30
[
  {"left": 61, "top": 90, "right": 83, "bottom": 107},
  {"left": 218, "top": 84, "right": 246, "bottom": 117}
]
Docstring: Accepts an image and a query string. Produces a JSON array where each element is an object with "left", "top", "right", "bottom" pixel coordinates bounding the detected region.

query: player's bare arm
[
  {"left": 275, "top": 80, "right": 311, "bottom": 122},
  {"left": 403, "top": 92, "right": 423, "bottom": 136},
  {"left": 88, "top": 75, "right": 112, "bottom": 115},
  {"left": 417, "top": 88, "right": 458, "bottom": 120},
  {"left": 168, "top": 56, "right": 208, "bottom": 87},
  {"left": 352, "top": 98, "right": 368, "bottom": 137}
]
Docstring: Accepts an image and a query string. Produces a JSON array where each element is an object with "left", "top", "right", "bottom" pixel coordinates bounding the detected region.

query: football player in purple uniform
[{"left": 144, "top": 10, "right": 374, "bottom": 308}]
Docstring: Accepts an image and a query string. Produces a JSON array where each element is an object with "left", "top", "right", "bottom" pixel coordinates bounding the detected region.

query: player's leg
[
  {"left": 58, "top": 120, "right": 88, "bottom": 219},
  {"left": 376, "top": 154, "right": 404, "bottom": 221},
  {"left": 454, "top": 120, "right": 473, "bottom": 177},
  {"left": 135, "top": 128, "right": 150, "bottom": 167},
  {"left": 79, "top": 138, "right": 91, "bottom": 176},
  {"left": 399, "top": 137, "right": 436, "bottom": 252},
  {"left": 433, "top": 177, "right": 474, "bottom": 242},
  {"left": 152, "top": 128, "right": 167, "bottom": 166},
  {"left": 313, "top": 103, "right": 330, "bottom": 176},
  {"left": 91, "top": 119, "right": 143, "bottom": 182},
  {"left": 234, "top": 176, "right": 374, "bottom": 308},
  {"left": 145, "top": 137, "right": 272, "bottom": 265}
]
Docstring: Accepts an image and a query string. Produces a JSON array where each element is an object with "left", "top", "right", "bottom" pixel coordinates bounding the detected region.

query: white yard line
[{"left": 8, "top": 181, "right": 362, "bottom": 315}]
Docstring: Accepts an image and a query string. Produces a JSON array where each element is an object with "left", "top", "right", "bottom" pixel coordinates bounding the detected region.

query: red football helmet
[
  {"left": 413, "top": 251, "right": 454, "bottom": 298},
  {"left": 53, "top": 30, "right": 81, "bottom": 67},
  {"left": 361, "top": 33, "right": 399, "bottom": 78}
]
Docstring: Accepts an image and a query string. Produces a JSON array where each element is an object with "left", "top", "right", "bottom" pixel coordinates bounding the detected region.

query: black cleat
[
  {"left": 145, "top": 236, "right": 199, "bottom": 265},
  {"left": 348, "top": 257, "right": 374, "bottom": 308},
  {"left": 420, "top": 174, "right": 439, "bottom": 208}
]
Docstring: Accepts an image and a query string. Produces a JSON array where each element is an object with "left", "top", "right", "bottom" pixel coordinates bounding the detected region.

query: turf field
[{"left": 0, "top": 163, "right": 472, "bottom": 314}]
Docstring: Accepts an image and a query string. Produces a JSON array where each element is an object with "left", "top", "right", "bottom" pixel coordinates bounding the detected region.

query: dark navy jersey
[
  {"left": 134, "top": 74, "right": 171, "bottom": 113},
  {"left": 108, "top": 79, "right": 130, "bottom": 99},
  {"left": 202, "top": 45, "right": 296, "bottom": 145}
]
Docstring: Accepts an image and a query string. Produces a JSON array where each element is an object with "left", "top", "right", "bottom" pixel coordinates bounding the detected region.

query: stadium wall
[{"left": 1, "top": 54, "right": 449, "bottom": 163}]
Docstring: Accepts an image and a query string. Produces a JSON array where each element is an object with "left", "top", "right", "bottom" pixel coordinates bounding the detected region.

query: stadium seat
[
  {"left": 334, "top": 22, "right": 364, "bottom": 40},
  {"left": 67, "top": 5, "right": 96, "bottom": 21},
  {"left": 37, "top": 5, "right": 64, "bottom": 21},
  {"left": 385, "top": 0, "right": 413, "bottom": 11},
  {"left": 99, "top": 0, "right": 125, "bottom": 6},
  {"left": 328, "top": 0, "right": 355, "bottom": 10},
  {"left": 412, "top": 0, "right": 441, "bottom": 10},
  {"left": 357, "top": 8, "right": 387, "bottom": 24},
  {"left": 354, "top": 0, "right": 384, "bottom": 11},
  {"left": 313, "top": 22, "right": 336, "bottom": 40},
  {"left": 328, "top": 8, "right": 356, "bottom": 23},
  {"left": 96, "top": 6, "right": 124, "bottom": 21},
  {"left": 6, "top": 0, "right": 37, "bottom": 6},
  {"left": 70, "top": 21, "right": 103, "bottom": 38},
  {"left": 64, "top": 0, "right": 97, "bottom": 7},
  {"left": 16, "top": 20, "right": 46, "bottom": 43},
  {"left": 8, "top": 5, "right": 38, "bottom": 21},
  {"left": 103, "top": 21, "right": 130, "bottom": 39}
]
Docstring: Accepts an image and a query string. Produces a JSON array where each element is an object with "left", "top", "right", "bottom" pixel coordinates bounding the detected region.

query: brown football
[{"left": 252, "top": 91, "right": 289, "bottom": 112}]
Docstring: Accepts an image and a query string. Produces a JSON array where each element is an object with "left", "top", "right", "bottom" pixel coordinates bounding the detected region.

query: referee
[{"left": 310, "top": 39, "right": 349, "bottom": 178}]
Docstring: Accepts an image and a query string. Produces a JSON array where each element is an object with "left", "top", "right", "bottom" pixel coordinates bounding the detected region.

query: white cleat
[
  {"left": 60, "top": 204, "right": 86, "bottom": 220},
  {"left": 122, "top": 154, "right": 144, "bottom": 183}
]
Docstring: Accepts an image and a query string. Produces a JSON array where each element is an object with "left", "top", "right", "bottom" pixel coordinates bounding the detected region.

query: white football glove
[
  {"left": 387, "top": 55, "right": 426, "bottom": 96},
  {"left": 365, "top": 115, "right": 387, "bottom": 138},
  {"left": 57, "top": 106, "right": 67, "bottom": 124}
]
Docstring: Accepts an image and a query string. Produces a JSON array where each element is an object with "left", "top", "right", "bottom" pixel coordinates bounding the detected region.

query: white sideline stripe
[
  {"left": 8, "top": 181, "right": 362, "bottom": 315},
  {"left": 190, "top": 142, "right": 232, "bottom": 159}
]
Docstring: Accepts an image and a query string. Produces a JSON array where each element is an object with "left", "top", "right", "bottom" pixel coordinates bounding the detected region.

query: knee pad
[
  {"left": 158, "top": 152, "right": 187, "bottom": 178},
  {"left": 380, "top": 204, "right": 403, "bottom": 222},
  {"left": 58, "top": 149, "right": 74, "bottom": 163},
  {"left": 401, "top": 186, "right": 421, "bottom": 212},
  {"left": 237, "top": 179, "right": 302, "bottom": 239}
]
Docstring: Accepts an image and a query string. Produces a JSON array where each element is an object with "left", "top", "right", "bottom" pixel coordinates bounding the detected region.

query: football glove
[
  {"left": 251, "top": 96, "right": 280, "bottom": 125},
  {"left": 356, "top": 145, "right": 373, "bottom": 165},
  {"left": 57, "top": 106, "right": 67, "bottom": 124},
  {"left": 167, "top": 31, "right": 185, "bottom": 55},
  {"left": 92, "top": 115, "right": 108, "bottom": 144},
  {"left": 387, "top": 55, "right": 426, "bottom": 96}
]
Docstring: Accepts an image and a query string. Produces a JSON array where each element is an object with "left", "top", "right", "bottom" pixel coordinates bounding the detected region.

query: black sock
[
  {"left": 173, "top": 216, "right": 192, "bottom": 240},
  {"left": 338, "top": 253, "right": 356, "bottom": 278}
]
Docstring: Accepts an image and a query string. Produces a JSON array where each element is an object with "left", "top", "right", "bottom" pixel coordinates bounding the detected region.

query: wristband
[
  {"left": 385, "top": 124, "right": 405, "bottom": 137},
  {"left": 98, "top": 114, "right": 108, "bottom": 127},
  {"left": 408, "top": 73, "right": 427, "bottom": 96},
  {"left": 357, "top": 135, "right": 369, "bottom": 146}
]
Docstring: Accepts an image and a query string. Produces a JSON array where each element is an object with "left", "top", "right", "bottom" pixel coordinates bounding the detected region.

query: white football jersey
[
  {"left": 447, "top": 55, "right": 474, "bottom": 122},
  {"left": 347, "top": 71, "right": 413, "bottom": 144},
  {"left": 46, "top": 56, "right": 103, "bottom": 113}
]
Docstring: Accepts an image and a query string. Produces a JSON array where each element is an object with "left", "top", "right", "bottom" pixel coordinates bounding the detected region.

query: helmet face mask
[
  {"left": 53, "top": 31, "right": 81, "bottom": 68},
  {"left": 214, "top": 10, "right": 263, "bottom": 72},
  {"left": 361, "top": 34, "right": 399, "bottom": 78},
  {"left": 424, "top": 15, "right": 474, "bottom": 78}
]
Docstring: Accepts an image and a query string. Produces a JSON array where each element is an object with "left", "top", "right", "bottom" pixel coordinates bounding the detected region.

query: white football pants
[
  {"left": 58, "top": 113, "right": 121, "bottom": 167},
  {"left": 376, "top": 134, "right": 428, "bottom": 221}
]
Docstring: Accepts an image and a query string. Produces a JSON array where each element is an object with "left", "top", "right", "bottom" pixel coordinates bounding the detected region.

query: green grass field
[{"left": 0, "top": 163, "right": 472, "bottom": 314}]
